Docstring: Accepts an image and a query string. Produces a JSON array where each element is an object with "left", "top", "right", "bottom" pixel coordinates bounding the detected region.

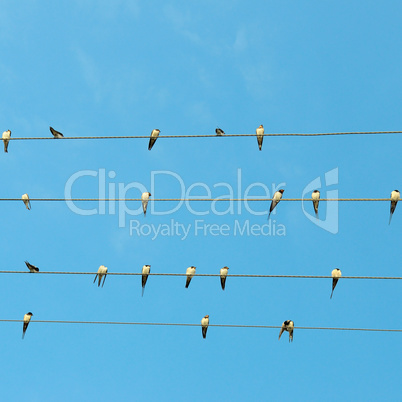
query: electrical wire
[
  {"left": 6, "top": 130, "right": 402, "bottom": 140},
  {"left": 0, "top": 198, "right": 394, "bottom": 202},
  {"left": 0, "top": 271, "right": 401, "bottom": 279},
  {"left": 0, "top": 319, "right": 400, "bottom": 332}
]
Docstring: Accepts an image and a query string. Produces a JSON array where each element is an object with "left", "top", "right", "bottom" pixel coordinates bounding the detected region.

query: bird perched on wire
[
  {"left": 268, "top": 189, "right": 284, "bottom": 219},
  {"left": 389, "top": 190, "right": 400, "bottom": 225},
  {"left": 331, "top": 268, "right": 342, "bottom": 299},
  {"left": 215, "top": 128, "right": 225, "bottom": 136},
  {"left": 22, "top": 312, "right": 33, "bottom": 339},
  {"left": 278, "top": 320, "right": 294, "bottom": 342},
  {"left": 49, "top": 126, "right": 64, "bottom": 138},
  {"left": 185, "top": 266, "right": 196, "bottom": 288},
  {"left": 22, "top": 193, "right": 31, "bottom": 210},
  {"left": 201, "top": 315, "right": 209, "bottom": 339},
  {"left": 312, "top": 190, "right": 320, "bottom": 218},
  {"left": 256, "top": 124, "right": 264, "bottom": 150},
  {"left": 220, "top": 266, "right": 229, "bottom": 290},
  {"left": 93, "top": 265, "right": 108, "bottom": 287},
  {"left": 2, "top": 130, "right": 11, "bottom": 152},
  {"left": 25, "top": 261, "right": 39, "bottom": 273},
  {"left": 148, "top": 129, "right": 160, "bottom": 150},
  {"left": 141, "top": 265, "right": 151, "bottom": 296},
  {"left": 141, "top": 192, "right": 151, "bottom": 216}
]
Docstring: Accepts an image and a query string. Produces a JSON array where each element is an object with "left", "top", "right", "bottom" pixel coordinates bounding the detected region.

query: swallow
[
  {"left": 22, "top": 193, "right": 31, "bottom": 210},
  {"left": 2, "top": 130, "right": 11, "bottom": 153},
  {"left": 141, "top": 264, "right": 151, "bottom": 297},
  {"left": 25, "top": 261, "right": 39, "bottom": 273},
  {"left": 148, "top": 129, "right": 160, "bottom": 150},
  {"left": 93, "top": 265, "right": 108, "bottom": 287},
  {"left": 22, "top": 312, "right": 33, "bottom": 339},
  {"left": 220, "top": 266, "right": 229, "bottom": 290},
  {"left": 49, "top": 126, "right": 64, "bottom": 138},
  {"left": 389, "top": 190, "right": 400, "bottom": 225},
  {"left": 256, "top": 124, "right": 264, "bottom": 151},
  {"left": 331, "top": 268, "right": 342, "bottom": 299},
  {"left": 278, "top": 320, "right": 294, "bottom": 342},
  {"left": 141, "top": 192, "right": 151, "bottom": 216},
  {"left": 201, "top": 315, "right": 209, "bottom": 339},
  {"left": 311, "top": 190, "right": 320, "bottom": 218},
  {"left": 185, "top": 266, "right": 196, "bottom": 288},
  {"left": 215, "top": 128, "right": 225, "bottom": 136},
  {"left": 268, "top": 189, "right": 284, "bottom": 219}
]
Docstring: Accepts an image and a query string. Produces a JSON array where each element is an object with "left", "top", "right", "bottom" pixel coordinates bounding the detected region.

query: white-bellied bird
[
  {"left": 389, "top": 190, "right": 400, "bottom": 224},
  {"left": 331, "top": 268, "right": 342, "bottom": 299},
  {"left": 185, "top": 266, "right": 196, "bottom": 288},
  {"left": 93, "top": 265, "right": 108, "bottom": 287},
  {"left": 2, "top": 130, "right": 11, "bottom": 152},
  {"left": 22, "top": 312, "right": 33, "bottom": 339},
  {"left": 256, "top": 124, "right": 264, "bottom": 151},
  {"left": 141, "top": 264, "right": 151, "bottom": 296},
  {"left": 268, "top": 189, "right": 284, "bottom": 219},
  {"left": 148, "top": 129, "right": 160, "bottom": 150},
  {"left": 220, "top": 266, "right": 229, "bottom": 290},
  {"left": 201, "top": 315, "right": 209, "bottom": 339}
]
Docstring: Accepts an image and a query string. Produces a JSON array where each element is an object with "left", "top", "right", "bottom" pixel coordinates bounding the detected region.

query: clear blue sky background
[{"left": 0, "top": 1, "right": 401, "bottom": 401}]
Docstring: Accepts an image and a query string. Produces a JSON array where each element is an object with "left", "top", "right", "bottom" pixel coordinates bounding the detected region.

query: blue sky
[{"left": 0, "top": 1, "right": 401, "bottom": 401}]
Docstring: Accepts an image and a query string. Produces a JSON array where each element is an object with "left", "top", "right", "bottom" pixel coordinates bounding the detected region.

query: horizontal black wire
[
  {"left": 1, "top": 271, "right": 401, "bottom": 279},
  {"left": 5, "top": 130, "right": 402, "bottom": 140},
  {"left": 0, "top": 198, "right": 393, "bottom": 202},
  {"left": 0, "top": 319, "right": 400, "bottom": 332}
]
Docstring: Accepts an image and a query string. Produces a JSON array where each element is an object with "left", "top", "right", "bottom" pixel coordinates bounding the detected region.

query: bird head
[
  {"left": 279, "top": 189, "right": 284, "bottom": 194},
  {"left": 27, "top": 312, "right": 33, "bottom": 316}
]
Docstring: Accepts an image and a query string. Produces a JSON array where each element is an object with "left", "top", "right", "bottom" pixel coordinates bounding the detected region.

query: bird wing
[
  {"left": 278, "top": 327, "right": 285, "bottom": 340},
  {"left": 220, "top": 276, "right": 226, "bottom": 290}
]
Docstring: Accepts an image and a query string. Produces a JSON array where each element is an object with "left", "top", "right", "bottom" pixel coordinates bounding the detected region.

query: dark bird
[
  {"left": 25, "top": 261, "right": 39, "bottom": 273},
  {"left": 278, "top": 320, "right": 294, "bottom": 342},
  {"left": 49, "top": 126, "right": 64, "bottom": 138},
  {"left": 215, "top": 128, "right": 225, "bottom": 136}
]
